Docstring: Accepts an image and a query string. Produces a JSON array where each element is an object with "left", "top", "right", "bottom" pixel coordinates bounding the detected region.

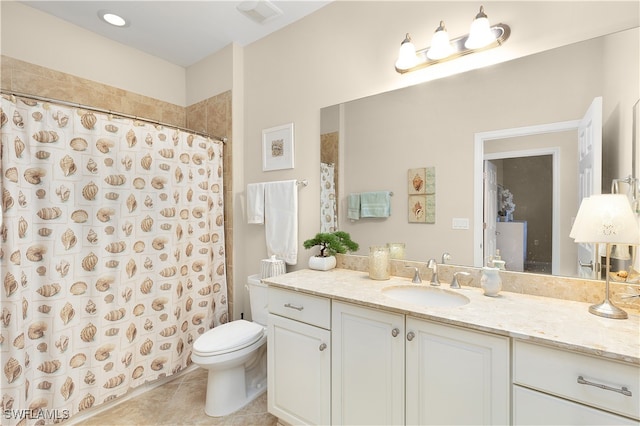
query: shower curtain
[
  {"left": 0, "top": 95, "right": 228, "bottom": 425},
  {"left": 320, "top": 162, "right": 337, "bottom": 233}
]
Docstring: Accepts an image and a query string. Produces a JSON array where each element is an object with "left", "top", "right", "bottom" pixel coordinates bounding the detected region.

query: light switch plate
[{"left": 452, "top": 218, "right": 469, "bottom": 230}]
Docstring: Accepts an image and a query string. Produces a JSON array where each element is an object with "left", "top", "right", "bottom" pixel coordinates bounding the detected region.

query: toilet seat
[{"left": 193, "top": 320, "right": 265, "bottom": 356}]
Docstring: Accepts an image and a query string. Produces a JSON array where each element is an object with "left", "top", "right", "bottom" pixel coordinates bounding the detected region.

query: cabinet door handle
[
  {"left": 284, "top": 303, "right": 304, "bottom": 311},
  {"left": 407, "top": 331, "right": 415, "bottom": 341},
  {"left": 319, "top": 343, "right": 327, "bottom": 351},
  {"left": 577, "top": 376, "right": 632, "bottom": 397},
  {"left": 391, "top": 328, "right": 400, "bottom": 337}
]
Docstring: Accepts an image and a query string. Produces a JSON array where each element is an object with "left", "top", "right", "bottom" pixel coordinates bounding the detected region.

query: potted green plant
[{"left": 303, "top": 231, "right": 359, "bottom": 271}]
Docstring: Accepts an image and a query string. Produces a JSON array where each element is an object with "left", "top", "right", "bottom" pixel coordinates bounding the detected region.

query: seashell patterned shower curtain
[
  {"left": 320, "top": 162, "right": 337, "bottom": 233},
  {"left": 0, "top": 95, "right": 228, "bottom": 425}
]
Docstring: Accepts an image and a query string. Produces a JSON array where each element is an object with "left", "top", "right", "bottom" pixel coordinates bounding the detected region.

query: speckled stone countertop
[{"left": 263, "top": 268, "right": 640, "bottom": 365}]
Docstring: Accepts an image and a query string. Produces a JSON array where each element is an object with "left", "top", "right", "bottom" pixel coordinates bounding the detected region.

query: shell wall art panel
[{"left": 0, "top": 95, "right": 228, "bottom": 425}]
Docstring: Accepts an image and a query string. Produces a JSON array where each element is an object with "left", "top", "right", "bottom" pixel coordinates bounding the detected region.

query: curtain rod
[{"left": 1, "top": 89, "right": 227, "bottom": 144}]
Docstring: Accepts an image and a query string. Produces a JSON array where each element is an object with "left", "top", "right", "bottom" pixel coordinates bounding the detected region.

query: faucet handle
[
  {"left": 450, "top": 271, "right": 471, "bottom": 289},
  {"left": 426, "top": 258, "right": 440, "bottom": 286},
  {"left": 405, "top": 266, "right": 422, "bottom": 283}
]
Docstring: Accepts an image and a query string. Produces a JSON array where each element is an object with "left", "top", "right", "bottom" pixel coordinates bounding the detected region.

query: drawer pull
[
  {"left": 319, "top": 343, "right": 327, "bottom": 351},
  {"left": 407, "top": 331, "right": 415, "bottom": 341},
  {"left": 577, "top": 376, "right": 632, "bottom": 397},
  {"left": 284, "top": 303, "right": 304, "bottom": 311},
  {"left": 391, "top": 328, "right": 400, "bottom": 337}
]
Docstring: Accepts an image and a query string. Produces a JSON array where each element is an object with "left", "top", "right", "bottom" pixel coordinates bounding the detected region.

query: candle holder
[
  {"left": 369, "top": 246, "right": 391, "bottom": 280},
  {"left": 387, "top": 243, "right": 406, "bottom": 260}
]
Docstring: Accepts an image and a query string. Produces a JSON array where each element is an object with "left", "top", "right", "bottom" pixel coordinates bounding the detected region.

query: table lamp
[{"left": 570, "top": 194, "right": 640, "bottom": 319}]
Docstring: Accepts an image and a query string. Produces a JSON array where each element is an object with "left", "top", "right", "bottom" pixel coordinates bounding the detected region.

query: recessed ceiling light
[{"left": 98, "top": 10, "right": 129, "bottom": 27}]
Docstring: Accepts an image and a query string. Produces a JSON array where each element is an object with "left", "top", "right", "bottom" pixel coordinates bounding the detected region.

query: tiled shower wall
[
  {"left": 321, "top": 131, "right": 339, "bottom": 214},
  {"left": 0, "top": 55, "right": 236, "bottom": 317}
]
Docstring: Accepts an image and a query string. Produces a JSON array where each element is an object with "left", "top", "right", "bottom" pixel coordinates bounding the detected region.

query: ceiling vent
[{"left": 237, "top": 0, "right": 283, "bottom": 24}]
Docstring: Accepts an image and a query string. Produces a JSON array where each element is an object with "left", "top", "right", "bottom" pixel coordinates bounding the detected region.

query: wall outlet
[{"left": 452, "top": 218, "right": 470, "bottom": 230}]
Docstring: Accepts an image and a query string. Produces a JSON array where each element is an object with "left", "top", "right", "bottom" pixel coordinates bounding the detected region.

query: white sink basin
[{"left": 382, "top": 285, "right": 470, "bottom": 308}]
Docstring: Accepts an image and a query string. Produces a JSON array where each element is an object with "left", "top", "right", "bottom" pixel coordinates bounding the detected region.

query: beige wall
[
  {"left": 186, "top": 44, "right": 235, "bottom": 106},
  {"left": 2, "top": 1, "right": 638, "bottom": 319},
  {"left": 0, "top": 1, "right": 187, "bottom": 105},
  {"left": 239, "top": 2, "right": 638, "bottom": 308},
  {"left": 602, "top": 27, "right": 640, "bottom": 186}
]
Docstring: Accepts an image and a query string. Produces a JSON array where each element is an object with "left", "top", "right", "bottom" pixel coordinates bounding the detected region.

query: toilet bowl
[{"left": 192, "top": 274, "right": 268, "bottom": 417}]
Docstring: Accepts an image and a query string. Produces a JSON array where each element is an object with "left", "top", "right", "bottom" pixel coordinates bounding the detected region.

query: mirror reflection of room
[
  {"left": 320, "top": 26, "right": 639, "bottom": 280},
  {"left": 490, "top": 155, "right": 552, "bottom": 274}
]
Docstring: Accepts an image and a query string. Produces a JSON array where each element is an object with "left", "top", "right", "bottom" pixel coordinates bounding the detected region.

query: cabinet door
[
  {"left": 332, "top": 301, "right": 405, "bottom": 425},
  {"left": 406, "top": 317, "right": 510, "bottom": 425},
  {"left": 514, "top": 385, "right": 638, "bottom": 425},
  {"left": 267, "top": 313, "right": 330, "bottom": 426}
]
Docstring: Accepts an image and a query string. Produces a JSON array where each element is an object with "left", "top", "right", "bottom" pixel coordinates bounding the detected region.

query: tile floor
[{"left": 79, "top": 368, "right": 278, "bottom": 425}]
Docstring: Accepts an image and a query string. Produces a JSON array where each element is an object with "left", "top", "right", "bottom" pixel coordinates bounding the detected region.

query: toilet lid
[{"left": 193, "top": 320, "right": 265, "bottom": 356}]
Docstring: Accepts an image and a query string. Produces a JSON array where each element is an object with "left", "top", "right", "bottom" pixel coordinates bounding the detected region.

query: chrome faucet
[
  {"left": 450, "top": 271, "right": 471, "bottom": 289},
  {"left": 405, "top": 266, "right": 422, "bottom": 283},
  {"left": 441, "top": 252, "right": 451, "bottom": 264},
  {"left": 427, "top": 258, "right": 440, "bottom": 286}
]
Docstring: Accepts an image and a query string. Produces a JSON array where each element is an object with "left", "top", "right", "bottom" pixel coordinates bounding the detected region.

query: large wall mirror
[{"left": 320, "top": 27, "right": 639, "bottom": 279}]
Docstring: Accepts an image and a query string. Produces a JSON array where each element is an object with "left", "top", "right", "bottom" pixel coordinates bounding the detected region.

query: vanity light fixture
[
  {"left": 569, "top": 194, "right": 640, "bottom": 319},
  {"left": 395, "top": 5, "right": 510, "bottom": 74}
]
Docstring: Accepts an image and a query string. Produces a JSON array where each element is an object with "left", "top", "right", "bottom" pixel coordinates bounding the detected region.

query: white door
[
  {"left": 332, "top": 302, "right": 405, "bottom": 425},
  {"left": 484, "top": 160, "right": 498, "bottom": 264},
  {"left": 576, "top": 97, "right": 603, "bottom": 278}
]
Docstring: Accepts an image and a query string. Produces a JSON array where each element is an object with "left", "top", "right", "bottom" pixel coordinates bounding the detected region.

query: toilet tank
[{"left": 247, "top": 274, "right": 268, "bottom": 326}]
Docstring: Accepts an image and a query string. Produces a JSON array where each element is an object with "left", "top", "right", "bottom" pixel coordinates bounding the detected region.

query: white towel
[
  {"left": 265, "top": 180, "right": 298, "bottom": 265},
  {"left": 247, "top": 183, "right": 266, "bottom": 224}
]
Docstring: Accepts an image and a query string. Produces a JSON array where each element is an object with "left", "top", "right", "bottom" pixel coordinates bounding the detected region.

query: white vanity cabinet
[
  {"left": 331, "top": 301, "right": 405, "bottom": 425},
  {"left": 406, "top": 317, "right": 510, "bottom": 425},
  {"left": 267, "top": 287, "right": 331, "bottom": 425},
  {"left": 331, "top": 302, "right": 510, "bottom": 425},
  {"left": 513, "top": 340, "right": 640, "bottom": 425}
]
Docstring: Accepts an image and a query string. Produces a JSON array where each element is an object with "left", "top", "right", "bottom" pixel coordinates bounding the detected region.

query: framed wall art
[
  {"left": 262, "top": 123, "right": 294, "bottom": 171},
  {"left": 407, "top": 166, "right": 436, "bottom": 223}
]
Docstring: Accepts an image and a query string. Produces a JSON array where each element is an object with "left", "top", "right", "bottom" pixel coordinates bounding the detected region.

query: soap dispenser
[
  {"left": 481, "top": 258, "right": 502, "bottom": 297},
  {"left": 492, "top": 250, "right": 506, "bottom": 271}
]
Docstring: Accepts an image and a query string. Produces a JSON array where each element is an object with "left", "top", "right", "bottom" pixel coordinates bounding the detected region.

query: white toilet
[{"left": 192, "top": 274, "right": 268, "bottom": 417}]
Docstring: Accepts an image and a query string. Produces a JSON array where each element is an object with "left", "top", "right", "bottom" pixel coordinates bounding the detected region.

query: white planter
[{"left": 308, "top": 255, "right": 337, "bottom": 271}]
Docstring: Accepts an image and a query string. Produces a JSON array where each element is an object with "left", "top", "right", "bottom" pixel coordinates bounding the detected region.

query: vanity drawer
[
  {"left": 268, "top": 287, "right": 330, "bottom": 330},
  {"left": 513, "top": 340, "right": 639, "bottom": 420}
]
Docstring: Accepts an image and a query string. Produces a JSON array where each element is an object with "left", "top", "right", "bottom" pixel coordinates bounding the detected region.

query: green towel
[
  {"left": 360, "top": 191, "right": 391, "bottom": 217},
  {"left": 347, "top": 193, "right": 360, "bottom": 220}
]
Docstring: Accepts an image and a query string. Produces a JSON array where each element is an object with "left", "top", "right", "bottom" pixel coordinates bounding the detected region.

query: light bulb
[
  {"left": 465, "top": 6, "right": 497, "bottom": 49},
  {"left": 395, "top": 34, "right": 419, "bottom": 71},
  {"left": 427, "top": 21, "right": 454, "bottom": 60}
]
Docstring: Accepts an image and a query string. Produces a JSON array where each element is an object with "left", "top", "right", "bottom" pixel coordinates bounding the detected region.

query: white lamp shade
[
  {"left": 395, "top": 36, "right": 419, "bottom": 70},
  {"left": 570, "top": 194, "right": 640, "bottom": 244},
  {"left": 465, "top": 9, "right": 497, "bottom": 49},
  {"left": 427, "top": 23, "right": 454, "bottom": 60}
]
